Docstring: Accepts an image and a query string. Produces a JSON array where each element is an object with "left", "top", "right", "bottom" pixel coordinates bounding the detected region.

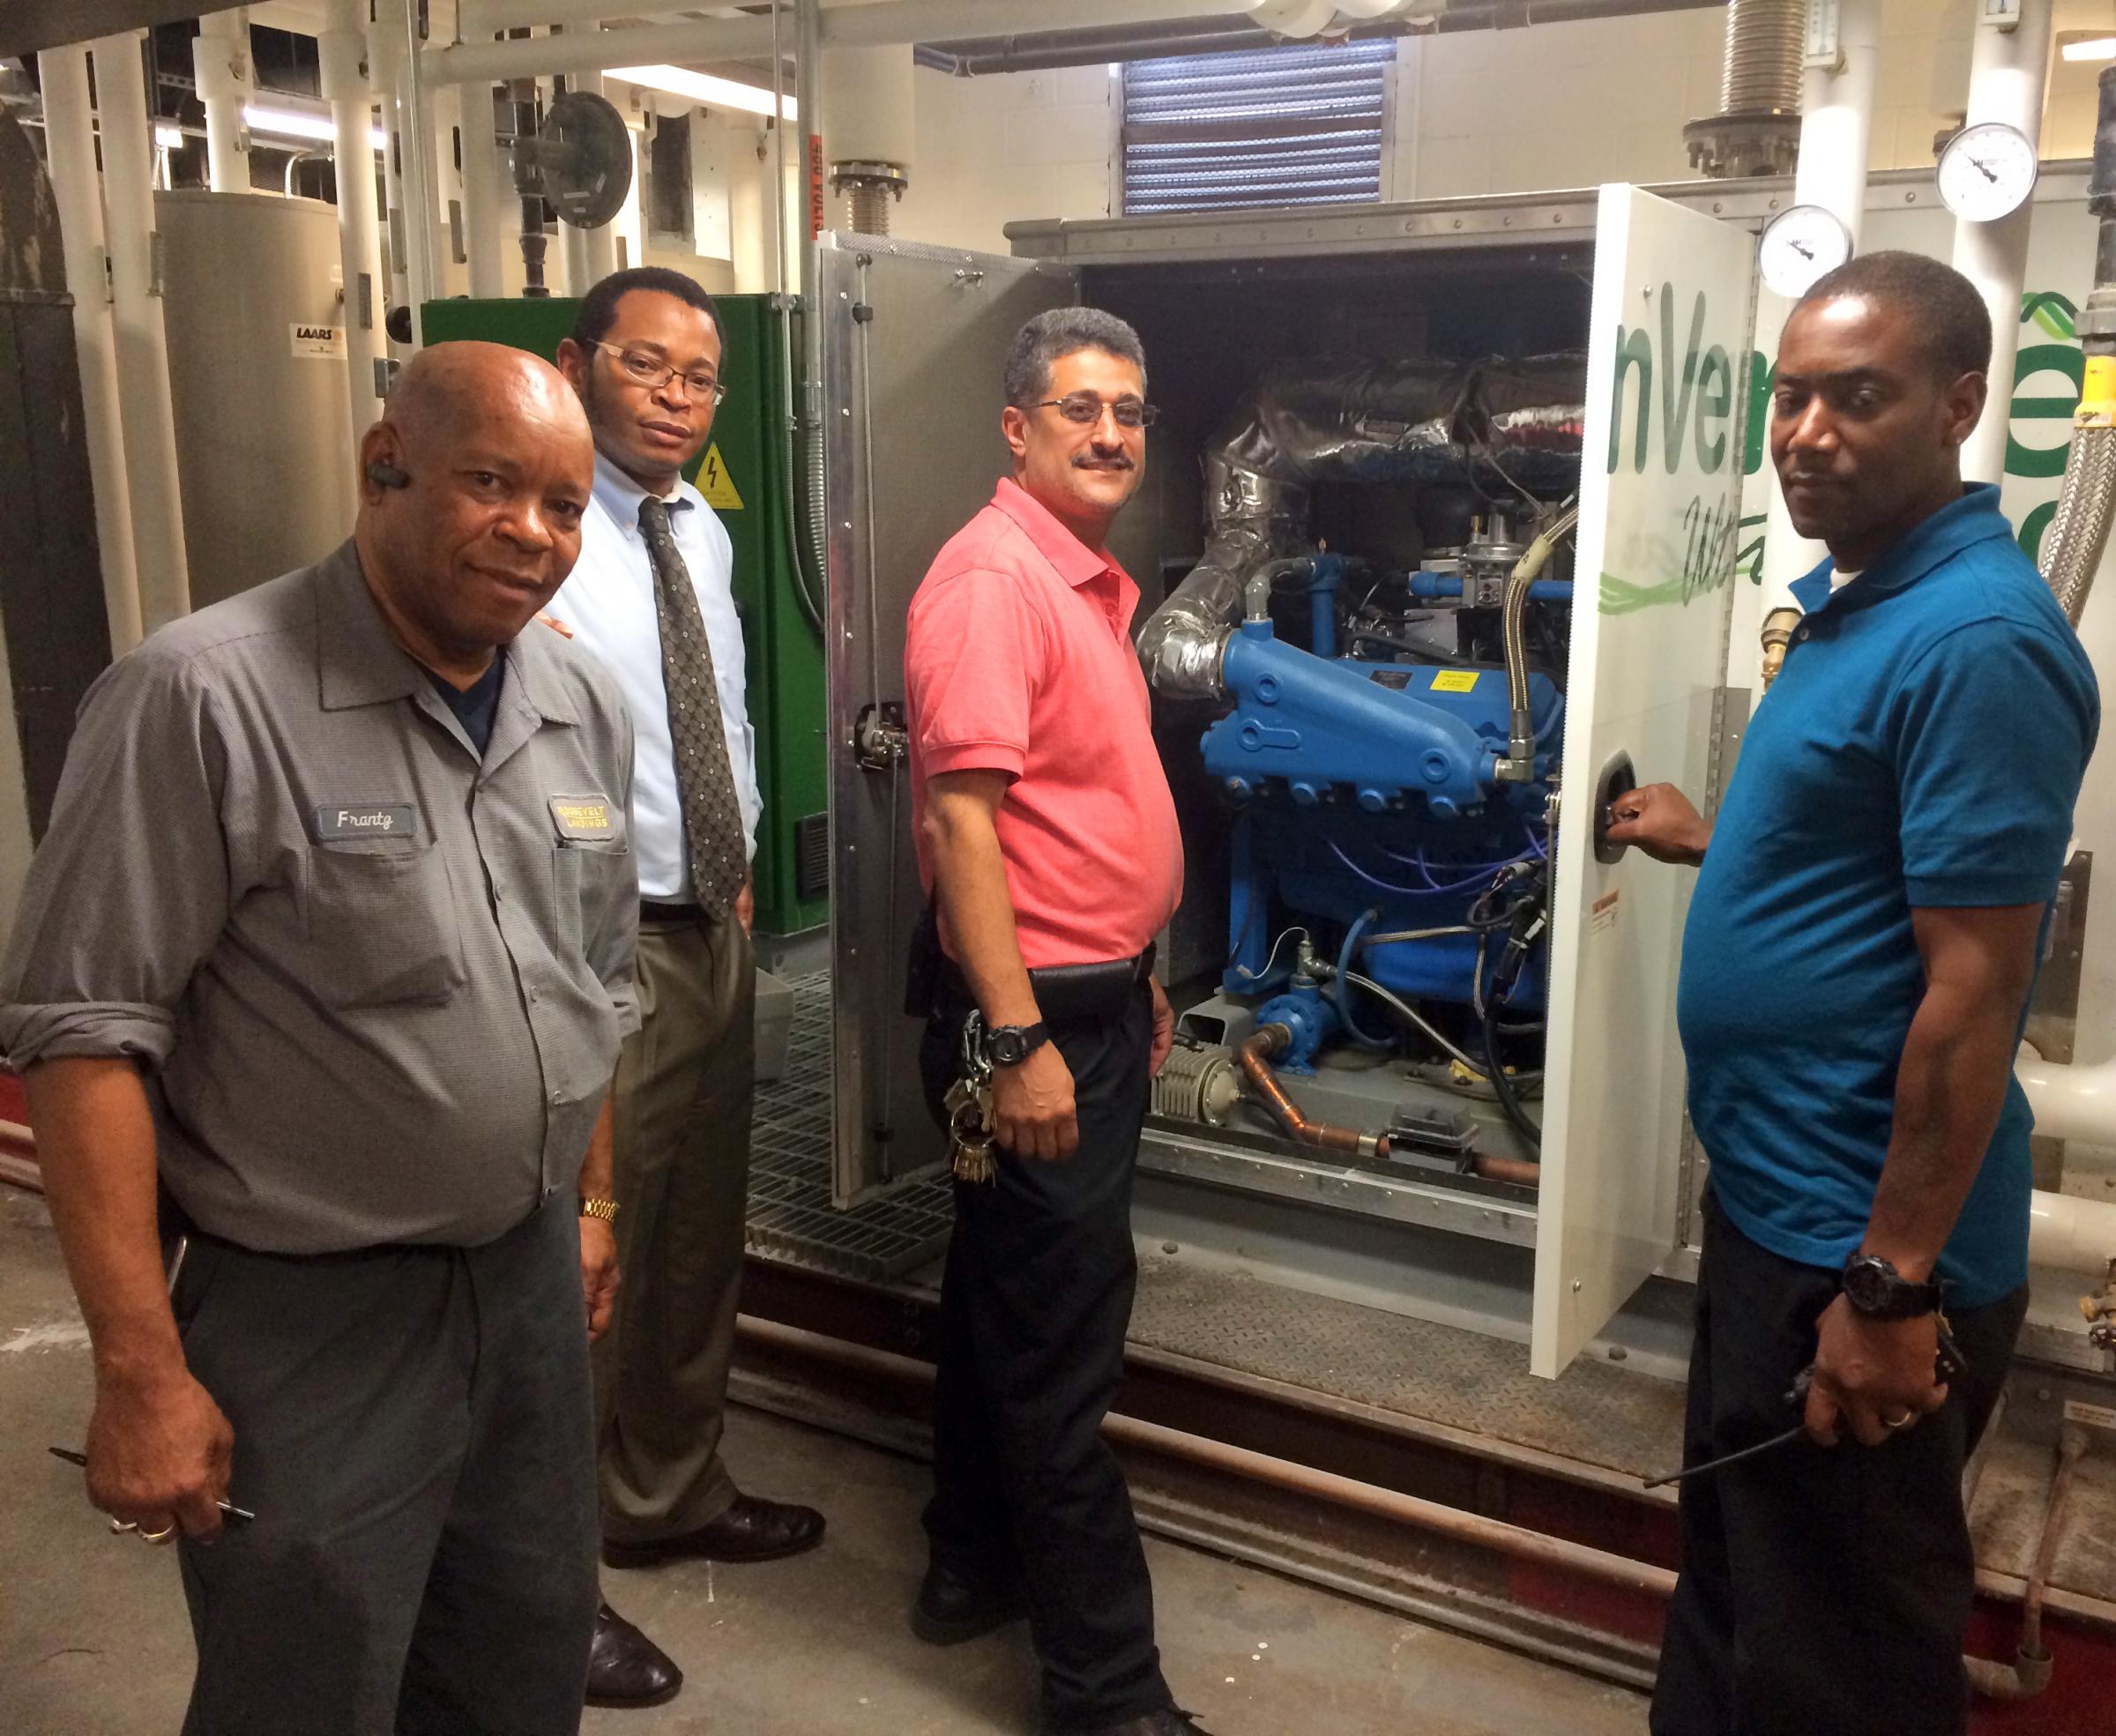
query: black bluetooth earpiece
[{"left": 366, "top": 460, "right": 410, "bottom": 490}]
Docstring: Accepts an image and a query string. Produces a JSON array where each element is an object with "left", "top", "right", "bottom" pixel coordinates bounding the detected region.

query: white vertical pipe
[
  {"left": 192, "top": 8, "right": 255, "bottom": 194},
  {"left": 1952, "top": 0, "right": 2054, "bottom": 487},
  {"left": 40, "top": 47, "right": 144, "bottom": 656},
  {"left": 369, "top": 16, "right": 413, "bottom": 343},
  {"left": 87, "top": 33, "right": 191, "bottom": 630},
  {"left": 458, "top": 75, "right": 509, "bottom": 296},
  {"left": 320, "top": 3, "right": 386, "bottom": 451},
  {"left": 613, "top": 119, "right": 644, "bottom": 272},
  {"left": 572, "top": 60, "right": 619, "bottom": 287},
  {"left": 1755, "top": 0, "right": 1883, "bottom": 625},
  {"left": 372, "top": 0, "right": 443, "bottom": 345}
]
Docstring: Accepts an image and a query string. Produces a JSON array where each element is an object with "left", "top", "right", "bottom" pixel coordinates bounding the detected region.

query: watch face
[
  {"left": 1937, "top": 122, "right": 2038, "bottom": 223},
  {"left": 988, "top": 1030, "right": 1024, "bottom": 1064},
  {"left": 1843, "top": 1257, "right": 1887, "bottom": 1311},
  {"left": 1759, "top": 204, "right": 1852, "bottom": 300}
]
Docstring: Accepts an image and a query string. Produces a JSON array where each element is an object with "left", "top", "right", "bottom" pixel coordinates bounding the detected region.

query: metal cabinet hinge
[{"left": 851, "top": 701, "right": 908, "bottom": 772}]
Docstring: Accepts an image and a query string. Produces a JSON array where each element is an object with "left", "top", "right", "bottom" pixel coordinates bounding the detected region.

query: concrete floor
[{"left": 1, "top": 1186, "right": 1648, "bottom": 1735}]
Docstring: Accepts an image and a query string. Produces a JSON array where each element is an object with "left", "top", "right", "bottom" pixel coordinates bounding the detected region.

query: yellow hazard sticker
[
  {"left": 1430, "top": 669, "right": 1479, "bottom": 693},
  {"left": 696, "top": 443, "right": 744, "bottom": 510}
]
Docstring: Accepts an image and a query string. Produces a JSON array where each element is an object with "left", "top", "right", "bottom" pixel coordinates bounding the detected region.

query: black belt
[
  {"left": 639, "top": 899, "right": 708, "bottom": 925},
  {"left": 939, "top": 943, "right": 1155, "bottom": 1026}
]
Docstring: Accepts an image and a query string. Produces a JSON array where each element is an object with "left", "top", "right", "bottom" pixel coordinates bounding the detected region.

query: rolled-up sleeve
[
  {"left": 1890, "top": 618, "right": 2099, "bottom": 909},
  {"left": 905, "top": 567, "right": 1048, "bottom": 780},
  {"left": 0, "top": 650, "right": 233, "bottom": 1069}
]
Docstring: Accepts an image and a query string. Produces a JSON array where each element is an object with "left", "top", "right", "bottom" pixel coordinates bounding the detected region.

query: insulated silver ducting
[
  {"left": 1683, "top": 0, "right": 1805, "bottom": 178},
  {"left": 2041, "top": 64, "right": 2116, "bottom": 629},
  {"left": 1137, "top": 355, "right": 1584, "bottom": 700}
]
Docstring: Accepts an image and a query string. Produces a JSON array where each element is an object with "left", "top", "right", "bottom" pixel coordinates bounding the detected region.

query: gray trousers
[
  {"left": 593, "top": 909, "right": 756, "bottom": 1542},
  {"left": 173, "top": 1192, "right": 599, "bottom": 1736}
]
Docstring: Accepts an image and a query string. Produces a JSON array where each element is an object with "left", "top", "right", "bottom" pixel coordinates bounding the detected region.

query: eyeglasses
[
  {"left": 1032, "top": 393, "right": 1159, "bottom": 429},
  {"left": 592, "top": 341, "right": 727, "bottom": 405}
]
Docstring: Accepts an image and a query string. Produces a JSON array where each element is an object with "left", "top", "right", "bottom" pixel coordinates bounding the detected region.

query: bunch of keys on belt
[{"left": 943, "top": 1010, "right": 1000, "bottom": 1184}]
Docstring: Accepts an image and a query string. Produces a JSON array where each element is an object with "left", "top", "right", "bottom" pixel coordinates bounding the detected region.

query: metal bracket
[
  {"left": 147, "top": 229, "right": 168, "bottom": 299},
  {"left": 356, "top": 272, "right": 374, "bottom": 332},
  {"left": 1803, "top": 0, "right": 1844, "bottom": 70},
  {"left": 851, "top": 701, "right": 909, "bottom": 772},
  {"left": 448, "top": 198, "right": 466, "bottom": 266},
  {"left": 373, "top": 356, "right": 399, "bottom": 399},
  {"left": 1978, "top": 0, "right": 2022, "bottom": 27}
]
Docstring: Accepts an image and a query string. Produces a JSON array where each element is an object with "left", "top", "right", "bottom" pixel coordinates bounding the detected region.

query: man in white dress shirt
[{"left": 548, "top": 268, "right": 826, "bottom": 1710}]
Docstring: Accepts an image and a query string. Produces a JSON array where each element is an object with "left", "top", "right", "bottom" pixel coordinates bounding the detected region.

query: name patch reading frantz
[
  {"left": 312, "top": 803, "right": 417, "bottom": 840},
  {"left": 549, "top": 795, "right": 617, "bottom": 840}
]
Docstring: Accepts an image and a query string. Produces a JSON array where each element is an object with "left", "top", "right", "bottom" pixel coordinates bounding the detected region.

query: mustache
[{"left": 1073, "top": 454, "right": 1134, "bottom": 471}]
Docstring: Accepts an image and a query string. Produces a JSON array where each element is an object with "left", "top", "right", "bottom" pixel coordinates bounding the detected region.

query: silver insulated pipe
[{"left": 2041, "top": 64, "right": 2116, "bottom": 627}]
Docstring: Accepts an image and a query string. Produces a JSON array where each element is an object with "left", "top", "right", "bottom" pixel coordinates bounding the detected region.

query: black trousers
[
  {"left": 1650, "top": 1188, "right": 2025, "bottom": 1736},
  {"left": 920, "top": 986, "right": 1173, "bottom": 1733},
  {"left": 172, "top": 1192, "right": 600, "bottom": 1736}
]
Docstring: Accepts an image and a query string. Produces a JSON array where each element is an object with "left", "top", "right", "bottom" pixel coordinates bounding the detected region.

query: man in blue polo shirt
[{"left": 1610, "top": 251, "right": 2097, "bottom": 1736}]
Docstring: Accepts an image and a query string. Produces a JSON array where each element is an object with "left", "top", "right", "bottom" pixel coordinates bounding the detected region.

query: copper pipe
[
  {"left": 1238, "top": 1026, "right": 1390, "bottom": 1159},
  {"left": 732, "top": 1315, "right": 1677, "bottom": 1603},
  {"left": 1966, "top": 1426, "right": 2087, "bottom": 1700},
  {"left": 1472, "top": 1151, "right": 1542, "bottom": 1188}
]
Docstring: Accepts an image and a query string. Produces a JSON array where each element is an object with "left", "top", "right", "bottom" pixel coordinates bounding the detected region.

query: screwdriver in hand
[{"left": 48, "top": 1446, "right": 257, "bottom": 1524}]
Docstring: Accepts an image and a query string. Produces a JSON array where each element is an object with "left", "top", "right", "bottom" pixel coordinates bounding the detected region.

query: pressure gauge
[
  {"left": 1758, "top": 204, "right": 1852, "bottom": 300},
  {"left": 1937, "top": 121, "right": 2038, "bottom": 223}
]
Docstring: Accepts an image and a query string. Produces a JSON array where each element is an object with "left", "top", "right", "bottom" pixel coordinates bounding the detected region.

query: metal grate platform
[{"left": 748, "top": 972, "right": 955, "bottom": 1280}]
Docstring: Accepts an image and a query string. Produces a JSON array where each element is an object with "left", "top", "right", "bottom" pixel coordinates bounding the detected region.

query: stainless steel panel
[
  {"left": 823, "top": 231, "right": 1074, "bottom": 1207},
  {"left": 157, "top": 191, "right": 358, "bottom": 607}
]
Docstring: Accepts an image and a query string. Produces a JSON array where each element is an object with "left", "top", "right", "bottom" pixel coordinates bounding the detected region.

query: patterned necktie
[{"left": 637, "top": 495, "right": 747, "bottom": 913}]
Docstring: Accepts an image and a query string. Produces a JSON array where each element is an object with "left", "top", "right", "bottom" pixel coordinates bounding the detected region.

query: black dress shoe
[
  {"left": 1058, "top": 1710, "right": 1213, "bottom": 1736},
  {"left": 601, "top": 1493, "right": 826, "bottom": 1568},
  {"left": 585, "top": 1601, "right": 683, "bottom": 1710},
  {"left": 909, "top": 1561, "right": 1029, "bottom": 1645}
]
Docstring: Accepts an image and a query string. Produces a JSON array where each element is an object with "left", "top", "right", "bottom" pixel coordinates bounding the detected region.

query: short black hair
[
  {"left": 1797, "top": 250, "right": 1992, "bottom": 384},
  {"left": 570, "top": 266, "right": 722, "bottom": 353},
  {"left": 1002, "top": 307, "right": 1147, "bottom": 409}
]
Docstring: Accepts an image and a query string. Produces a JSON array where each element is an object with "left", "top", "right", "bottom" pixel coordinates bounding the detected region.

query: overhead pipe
[
  {"left": 38, "top": 45, "right": 144, "bottom": 657},
  {"left": 1754, "top": 0, "right": 1881, "bottom": 685},
  {"left": 320, "top": 0, "right": 386, "bottom": 446},
  {"left": 192, "top": 7, "right": 255, "bottom": 193},
  {"left": 1684, "top": 0, "right": 1806, "bottom": 178},
  {"left": 1951, "top": 0, "right": 2053, "bottom": 488},
  {"left": 88, "top": 31, "right": 192, "bottom": 631}
]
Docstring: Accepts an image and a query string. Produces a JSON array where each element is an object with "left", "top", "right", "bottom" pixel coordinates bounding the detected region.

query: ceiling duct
[{"left": 1682, "top": 0, "right": 1805, "bottom": 178}]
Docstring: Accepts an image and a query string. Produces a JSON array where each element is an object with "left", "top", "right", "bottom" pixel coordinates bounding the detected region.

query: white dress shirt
[{"left": 548, "top": 452, "right": 760, "bottom": 900}]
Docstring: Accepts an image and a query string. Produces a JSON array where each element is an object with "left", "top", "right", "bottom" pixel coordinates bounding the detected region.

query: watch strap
[{"left": 580, "top": 1196, "right": 619, "bottom": 1222}]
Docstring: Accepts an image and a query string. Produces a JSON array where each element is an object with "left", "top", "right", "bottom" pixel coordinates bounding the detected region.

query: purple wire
[{"left": 1330, "top": 838, "right": 1514, "bottom": 898}]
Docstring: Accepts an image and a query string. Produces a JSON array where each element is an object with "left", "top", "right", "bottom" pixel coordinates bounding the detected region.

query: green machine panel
[{"left": 421, "top": 294, "right": 829, "bottom": 936}]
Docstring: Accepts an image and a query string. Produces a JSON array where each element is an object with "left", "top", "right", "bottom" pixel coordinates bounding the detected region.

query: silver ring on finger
[
  {"left": 108, "top": 1516, "right": 139, "bottom": 1535},
  {"left": 138, "top": 1521, "right": 179, "bottom": 1545},
  {"left": 1882, "top": 1410, "right": 1915, "bottom": 1429}
]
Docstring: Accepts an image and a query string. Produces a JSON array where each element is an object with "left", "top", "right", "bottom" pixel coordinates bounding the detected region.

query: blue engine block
[{"left": 1203, "top": 616, "right": 1562, "bottom": 1016}]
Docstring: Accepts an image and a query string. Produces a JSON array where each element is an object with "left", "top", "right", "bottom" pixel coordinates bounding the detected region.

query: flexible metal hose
[
  {"left": 1497, "top": 504, "right": 1577, "bottom": 781},
  {"left": 2041, "top": 420, "right": 2116, "bottom": 627},
  {"left": 1717, "top": 0, "right": 1804, "bottom": 114}
]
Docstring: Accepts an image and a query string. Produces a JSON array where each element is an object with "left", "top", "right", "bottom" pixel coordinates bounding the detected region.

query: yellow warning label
[
  {"left": 1430, "top": 669, "right": 1479, "bottom": 694},
  {"left": 696, "top": 443, "right": 744, "bottom": 510}
]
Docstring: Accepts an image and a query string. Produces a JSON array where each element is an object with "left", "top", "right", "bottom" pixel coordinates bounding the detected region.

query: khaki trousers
[{"left": 592, "top": 908, "right": 755, "bottom": 1542}]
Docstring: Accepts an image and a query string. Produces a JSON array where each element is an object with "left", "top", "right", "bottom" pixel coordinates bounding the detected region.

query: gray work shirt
[{"left": 0, "top": 541, "right": 641, "bottom": 1254}]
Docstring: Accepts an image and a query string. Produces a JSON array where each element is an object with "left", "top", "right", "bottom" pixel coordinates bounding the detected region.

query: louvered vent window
[{"left": 1121, "top": 39, "right": 1396, "bottom": 216}]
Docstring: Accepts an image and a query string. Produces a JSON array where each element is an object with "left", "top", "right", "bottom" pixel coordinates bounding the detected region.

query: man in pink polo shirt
[{"left": 903, "top": 308, "right": 1200, "bottom": 1736}]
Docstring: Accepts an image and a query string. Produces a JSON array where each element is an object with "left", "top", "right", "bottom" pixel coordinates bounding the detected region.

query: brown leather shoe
[
  {"left": 601, "top": 1493, "right": 827, "bottom": 1568},
  {"left": 585, "top": 1601, "right": 682, "bottom": 1710}
]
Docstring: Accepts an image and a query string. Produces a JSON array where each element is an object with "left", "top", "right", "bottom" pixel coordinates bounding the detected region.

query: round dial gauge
[
  {"left": 1758, "top": 204, "right": 1853, "bottom": 300},
  {"left": 1937, "top": 121, "right": 2038, "bottom": 223}
]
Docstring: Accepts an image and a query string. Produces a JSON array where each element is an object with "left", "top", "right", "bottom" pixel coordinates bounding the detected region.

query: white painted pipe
[
  {"left": 320, "top": 4, "right": 386, "bottom": 451},
  {"left": 427, "top": 0, "right": 1260, "bottom": 85},
  {"left": 2018, "top": 1049, "right": 2116, "bottom": 1145},
  {"left": 2029, "top": 1182, "right": 2116, "bottom": 1276},
  {"left": 193, "top": 8, "right": 255, "bottom": 194},
  {"left": 458, "top": 72, "right": 509, "bottom": 297},
  {"left": 1952, "top": 0, "right": 2053, "bottom": 487},
  {"left": 371, "top": 0, "right": 444, "bottom": 344},
  {"left": 369, "top": 14, "right": 414, "bottom": 341},
  {"left": 1754, "top": 0, "right": 1882, "bottom": 627},
  {"left": 87, "top": 33, "right": 192, "bottom": 632},
  {"left": 39, "top": 47, "right": 144, "bottom": 658}
]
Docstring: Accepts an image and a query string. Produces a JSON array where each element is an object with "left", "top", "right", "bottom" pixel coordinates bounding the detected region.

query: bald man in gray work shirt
[{"left": 0, "top": 343, "right": 637, "bottom": 1735}]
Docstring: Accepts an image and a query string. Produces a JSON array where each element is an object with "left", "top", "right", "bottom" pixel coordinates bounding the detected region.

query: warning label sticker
[
  {"left": 1591, "top": 890, "right": 1621, "bottom": 935},
  {"left": 2063, "top": 1398, "right": 2116, "bottom": 1432},
  {"left": 1430, "top": 669, "right": 1479, "bottom": 694},
  {"left": 291, "top": 323, "right": 346, "bottom": 360},
  {"left": 696, "top": 443, "right": 744, "bottom": 510}
]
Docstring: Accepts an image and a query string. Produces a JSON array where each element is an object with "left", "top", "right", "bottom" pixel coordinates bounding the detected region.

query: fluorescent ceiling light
[
  {"left": 242, "top": 101, "right": 387, "bottom": 151},
  {"left": 2062, "top": 34, "right": 2116, "bottom": 61},
  {"left": 605, "top": 64, "right": 796, "bottom": 120},
  {"left": 154, "top": 123, "right": 184, "bottom": 149}
]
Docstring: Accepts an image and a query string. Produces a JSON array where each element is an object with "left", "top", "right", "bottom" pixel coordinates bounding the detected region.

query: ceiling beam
[{"left": 0, "top": 0, "right": 222, "bottom": 60}]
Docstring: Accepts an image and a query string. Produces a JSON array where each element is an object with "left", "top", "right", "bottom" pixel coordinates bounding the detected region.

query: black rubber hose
[{"left": 1482, "top": 996, "right": 1542, "bottom": 1156}]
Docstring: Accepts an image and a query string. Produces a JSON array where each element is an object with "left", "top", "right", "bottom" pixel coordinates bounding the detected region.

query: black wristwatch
[
  {"left": 982, "top": 1021, "right": 1049, "bottom": 1068},
  {"left": 1842, "top": 1253, "right": 1943, "bottom": 1321}
]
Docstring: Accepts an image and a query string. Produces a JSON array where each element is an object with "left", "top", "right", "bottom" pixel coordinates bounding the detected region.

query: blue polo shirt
[{"left": 1679, "top": 486, "right": 2097, "bottom": 1307}]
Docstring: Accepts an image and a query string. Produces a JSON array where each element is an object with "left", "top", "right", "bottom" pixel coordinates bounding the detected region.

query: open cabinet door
[
  {"left": 1531, "top": 186, "right": 1756, "bottom": 1377},
  {"left": 822, "top": 234, "right": 1076, "bottom": 1206}
]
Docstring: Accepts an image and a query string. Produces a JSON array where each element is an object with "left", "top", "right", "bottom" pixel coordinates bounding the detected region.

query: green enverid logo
[{"left": 1606, "top": 284, "right": 1739, "bottom": 476}]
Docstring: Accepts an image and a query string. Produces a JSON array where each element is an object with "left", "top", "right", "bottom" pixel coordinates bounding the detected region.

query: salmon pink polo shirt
[{"left": 905, "top": 476, "right": 1184, "bottom": 970}]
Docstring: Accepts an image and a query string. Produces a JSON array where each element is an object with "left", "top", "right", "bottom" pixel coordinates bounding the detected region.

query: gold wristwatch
[{"left": 579, "top": 1196, "right": 619, "bottom": 1222}]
